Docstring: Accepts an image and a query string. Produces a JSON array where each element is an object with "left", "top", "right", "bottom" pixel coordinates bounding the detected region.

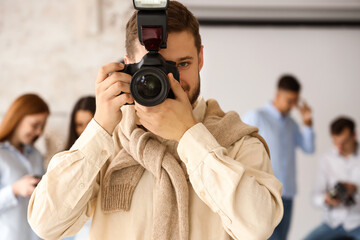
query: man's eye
[{"left": 178, "top": 62, "right": 189, "bottom": 68}]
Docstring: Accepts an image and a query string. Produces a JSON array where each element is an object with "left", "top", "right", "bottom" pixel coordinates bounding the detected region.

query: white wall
[
  {"left": 1, "top": 1, "right": 360, "bottom": 239},
  {"left": 0, "top": 0, "right": 133, "bottom": 158},
  {"left": 200, "top": 26, "right": 360, "bottom": 240}
]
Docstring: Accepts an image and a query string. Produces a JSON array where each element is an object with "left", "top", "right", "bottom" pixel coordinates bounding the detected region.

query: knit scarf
[{"left": 101, "top": 99, "right": 269, "bottom": 240}]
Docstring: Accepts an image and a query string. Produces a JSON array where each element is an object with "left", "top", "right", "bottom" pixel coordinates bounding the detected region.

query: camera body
[
  {"left": 328, "top": 182, "right": 356, "bottom": 206},
  {"left": 119, "top": 0, "right": 180, "bottom": 106},
  {"left": 122, "top": 52, "right": 179, "bottom": 106}
]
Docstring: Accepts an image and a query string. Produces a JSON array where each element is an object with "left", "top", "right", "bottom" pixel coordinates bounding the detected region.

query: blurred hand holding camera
[
  {"left": 326, "top": 181, "right": 357, "bottom": 207},
  {"left": 342, "top": 182, "right": 358, "bottom": 197},
  {"left": 134, "top": 73, "right": 198, "bottom": 142},
  {"left": 325, "top": 193, "right": 341, "bottom": 207},
  {"left": 12, "top": 175, "right": 41, "bottom": 197},
  {"left": 94, "top": 62, "right": 134, "bottom": 135}
]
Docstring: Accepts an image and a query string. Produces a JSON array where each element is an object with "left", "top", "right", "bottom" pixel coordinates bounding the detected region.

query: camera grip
[{"left": 114, "top": 65, "right": 135, "bottom": 106}]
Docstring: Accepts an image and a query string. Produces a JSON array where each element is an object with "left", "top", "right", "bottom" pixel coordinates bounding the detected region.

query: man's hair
[
  {"left": 330, "top": 117, "right": 356, "bottom": 135},
  {"left": 125, "top": 1, "right": 201, "bottom": 60},
  {"left": 277, "top": 75, "right": 301, "bottom": 92}
]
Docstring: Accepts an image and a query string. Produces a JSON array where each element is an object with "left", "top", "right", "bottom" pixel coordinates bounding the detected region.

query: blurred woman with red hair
[{"left": 0, "top": 93, "right": 49, "bottom": 240}]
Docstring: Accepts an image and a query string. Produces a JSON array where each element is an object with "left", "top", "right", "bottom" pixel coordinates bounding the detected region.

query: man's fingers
[
  {"left": 135, "top": 110, "right": 153, "bottom": 128},
  {"left": 98, "top": 72, "right": 132, "bottom": 94},
  {"left": 96, "top": 62, "right": 125, "bottom": 84},
  {"left": 298, "top": 102, "right": 310, "bottom": 114},
  {"left": 23, "top": 177, "right": 39, "bottom": 188},
  {"left": 28, "top": 185, "right": 36, "bottom": 195},
  {"left": 168, "top": 73, "right": 186, "bottom": 101},
  {"left": 301, "top": 100, "right": 311, "bottom": 110},
  {"left": 113, "top": 93, "right": 134, "bottom": 106},
  {"left": 105, "top": 80, "right": 131, "bottom": 97},
  {"left": 31, "top": 177, "right": 41, "bottom": 185}
]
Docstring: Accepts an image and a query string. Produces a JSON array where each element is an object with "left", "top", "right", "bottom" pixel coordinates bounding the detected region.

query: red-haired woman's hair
[{"left": 0, "top": 93, "right": 50, "bottom": 142}]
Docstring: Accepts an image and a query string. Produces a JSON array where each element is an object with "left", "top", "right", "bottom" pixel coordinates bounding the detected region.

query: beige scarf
[{"left": 101, "top": 99, "right": 269, "bottom": 240}]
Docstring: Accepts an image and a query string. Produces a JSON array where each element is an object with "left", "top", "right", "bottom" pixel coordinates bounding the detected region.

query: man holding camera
[
  {"left": 28, "top": 1, "right": 283, "bottom": 239},
  {"left": 304, "top": 117, "right": 360, "bottom": 240}
]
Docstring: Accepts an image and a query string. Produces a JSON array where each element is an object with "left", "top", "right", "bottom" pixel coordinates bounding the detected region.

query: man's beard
[{"left": 188, "top": 74, "right": 201, "bottom": 105}]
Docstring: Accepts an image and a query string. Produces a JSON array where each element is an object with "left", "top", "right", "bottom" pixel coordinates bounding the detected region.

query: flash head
[
  {"left": 137, "top": 11, "right": 167, "bottom": 50},
  {"left": 135, "top": 0, "right": 169, "bottom": 51},
  {"left": 133, "top": 0, "right": 169, "bottom": 10},
  {"left": 119, "top": 0, "right": 178, "bottom": 106}
]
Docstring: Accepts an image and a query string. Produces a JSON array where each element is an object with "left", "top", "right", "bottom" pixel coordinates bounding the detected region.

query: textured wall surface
[
  {"left": 1, "top": 1, "right": 360, "bottom": 240},
  {"left": 1, "top": 0, "right": 133, "bottom": 157}
]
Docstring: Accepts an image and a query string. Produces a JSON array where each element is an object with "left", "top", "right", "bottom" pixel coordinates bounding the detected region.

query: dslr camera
[
  {"left": 120, "top": 0, "right": 179, "bottom": 106},
  {"left": 328, "top": 182, "right": 356, "bottom": 206}
]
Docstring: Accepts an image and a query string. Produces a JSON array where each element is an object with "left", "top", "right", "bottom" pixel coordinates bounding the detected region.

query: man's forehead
[
  {"left": 161, "top": 33, "right": 197, "bottom": 59},
  {"left": 133, "top": 31, "right": 197, "bottom": 61},
  {"left": 333, "top": 128, "right": 353, "bottom": 138},
  {"left": 281, "top": 90, "right": 299, "bottom": 97}
]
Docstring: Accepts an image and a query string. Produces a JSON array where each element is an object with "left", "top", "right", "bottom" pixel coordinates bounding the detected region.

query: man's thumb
[{"left": 168, "top": 73, "right": 185, "bottom": 100}]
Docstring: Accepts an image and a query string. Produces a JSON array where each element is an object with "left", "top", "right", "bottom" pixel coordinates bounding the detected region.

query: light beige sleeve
[
  {"left": 177, "top": 123, "right": 284, "bottom": 240},
  {"left": 28, "top": 119, "right": 114, "bottom": 240}
]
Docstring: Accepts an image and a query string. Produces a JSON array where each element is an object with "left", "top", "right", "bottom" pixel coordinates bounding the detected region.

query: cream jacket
[{"left": 28, "top": 97, "right": 283, "bottom": 240}]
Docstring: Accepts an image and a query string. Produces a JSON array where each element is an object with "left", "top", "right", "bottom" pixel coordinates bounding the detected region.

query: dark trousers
[
  {"left": 268, "top": 197, "right": 293, "bottom": 240},
  {"left": 303, "top": 223, "right": 360, "bottom": 240}
]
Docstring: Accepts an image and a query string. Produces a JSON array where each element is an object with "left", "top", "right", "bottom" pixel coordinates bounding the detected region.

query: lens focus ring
[{"left": 130, "top": 67, "right": 170, "bottom": 106}]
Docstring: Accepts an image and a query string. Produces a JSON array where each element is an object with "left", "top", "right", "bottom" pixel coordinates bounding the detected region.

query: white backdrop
[
  {"left": 1, "top": 1, "right": 360, "bottom": 239},
  {"left": 199, "top": 26, "right": 360, "bottom": 240}
]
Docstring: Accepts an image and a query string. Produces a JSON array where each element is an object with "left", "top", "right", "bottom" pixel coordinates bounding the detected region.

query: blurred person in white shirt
[{"left": 304, "top": 117, "right": 360, "bottom": 240}]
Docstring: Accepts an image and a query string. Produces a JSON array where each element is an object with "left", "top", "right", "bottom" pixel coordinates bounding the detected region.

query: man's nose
[{"left": 337, "top": 144, "right": 344, "bottom": 152}]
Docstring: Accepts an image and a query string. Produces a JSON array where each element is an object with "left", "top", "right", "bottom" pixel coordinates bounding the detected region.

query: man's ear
[
  {"left": 353, "top": 132, "right": 357, "bottom": 141},
  {"left": 198, "top": 45, "right": 204, "bottom": 71}
]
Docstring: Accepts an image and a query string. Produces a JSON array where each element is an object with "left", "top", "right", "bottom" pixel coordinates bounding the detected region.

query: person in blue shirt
[
  {"left": 243, "top": 75, "right": 315, "bottom": 240},
  {"left": 0, "top": 93, "right": 49, "bottom": 240}
]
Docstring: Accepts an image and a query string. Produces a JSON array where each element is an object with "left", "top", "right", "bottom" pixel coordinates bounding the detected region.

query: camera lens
[
  {"left": 135, "top": 74, "right": 162, "bottom": 99},
  {"left": 130, "top": 67, "right": 170, "bottom": 106}
]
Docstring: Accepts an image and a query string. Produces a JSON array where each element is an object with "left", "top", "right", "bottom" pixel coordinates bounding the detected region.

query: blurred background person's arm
[{"left": 296, "top": 101, "right": 315, "bottom": 154}]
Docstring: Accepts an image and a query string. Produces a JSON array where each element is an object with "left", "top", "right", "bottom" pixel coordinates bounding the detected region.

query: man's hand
[
  {"left": 12, "top": 175, "right": 41, "bottom": 197},
  {"left": 298, "top": 101, "right": 312, "bottom": 126},
  {"left": 134, "top": 73, "right": 198, "bottom": 142},
  {"left": 324, "top": 193, "right": 341, "bottom": 207},
  {"left": 94, "top": 62, "right": 134, "bottom": 135},
  {"left": 342, "top": 182, "right": 358, "bottom": 197}
]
